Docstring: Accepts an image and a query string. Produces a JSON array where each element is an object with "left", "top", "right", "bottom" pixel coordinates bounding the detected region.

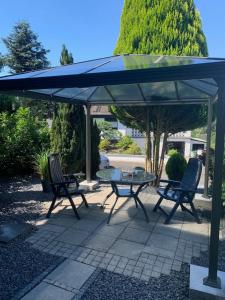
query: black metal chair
[
  {"left": 47, "top": 153, "right": 88, "bottom": 219},
  {"left": 153, "top": 158, "right": 202, "bottom": 224}
]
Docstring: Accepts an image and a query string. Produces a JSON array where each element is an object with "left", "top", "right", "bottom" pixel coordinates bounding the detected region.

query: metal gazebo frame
[{"left": 0, "top": 54, "right": 225, "bottom": 288}]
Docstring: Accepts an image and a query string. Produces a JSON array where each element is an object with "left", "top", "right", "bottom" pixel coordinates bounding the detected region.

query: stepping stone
[
  {"left": 47, "top": 259, "right": 95, "bottom": 290},
  {"left": 21, "top": 282, "right": 75, "bottom": 300},
  {"left": 0, "top": 222, "right": 30, "bottom": 243}
]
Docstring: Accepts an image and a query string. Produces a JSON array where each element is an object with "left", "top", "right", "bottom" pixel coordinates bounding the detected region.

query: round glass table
[{"left": 96, "top": 168, "right": 155, "bottom": 224}]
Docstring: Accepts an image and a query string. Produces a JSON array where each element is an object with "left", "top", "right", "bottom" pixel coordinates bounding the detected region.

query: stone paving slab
[
  {"left": 46, "top": 260, "right": 95, "bottom": 291},
  {"left": 109, "top": 239, "right": 145, "bottom": 259},
  {"left": 26, "top": 187, "right": 210, "bottom": 284},
  {"left": 21, "top": 282, "right": 75, "bottom": 300}
]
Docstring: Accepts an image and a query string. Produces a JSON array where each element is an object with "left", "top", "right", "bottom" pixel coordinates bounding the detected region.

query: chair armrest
[
  {"left": 171, "top": 187, "right": 194, "bottom": 193},
  {"left": 159, "top": 179, "right": 181, "bottom": 185}
]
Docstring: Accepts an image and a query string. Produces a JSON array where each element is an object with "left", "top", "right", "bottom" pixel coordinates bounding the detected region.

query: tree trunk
[
  {"left": 157, "top": 132, "right": 168, "bottom": 186},
  {"left": 145, "top": 130, "right": 152, "bottom": 172},
  {"left": 153, "top": 130, "right": 161, "bottom": 185}
]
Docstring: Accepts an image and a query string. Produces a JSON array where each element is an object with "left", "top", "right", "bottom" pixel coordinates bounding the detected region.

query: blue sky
[{"left": 0, "top": 0, "right": 224, "bottom": 70}]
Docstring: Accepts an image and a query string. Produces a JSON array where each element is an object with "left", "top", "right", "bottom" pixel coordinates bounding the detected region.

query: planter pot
[{"left": 41, "top": 179, "right": 51, "bottom": 193}]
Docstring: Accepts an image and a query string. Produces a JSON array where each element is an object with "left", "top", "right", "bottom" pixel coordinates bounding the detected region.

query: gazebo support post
[
  {"left": 146, "top": 106, "right": 151, "bottom": 172},
  {"left": 203, "top": 79, "right": 225, "bottom": 288},
  {"left": 86, "top": 104, "right": 91, "bottom": 183},
  {"left": 203, "top": 98, "right": 213, "bottom": 198}
]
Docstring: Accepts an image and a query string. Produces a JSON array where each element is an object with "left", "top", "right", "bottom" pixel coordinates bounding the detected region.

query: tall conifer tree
[
  {"left": 112, "top": 0, "right": 208, "bottom": 179},
  {"left": 51, "top": 45, "right": 100, "bottom": 175},
  {"left": 3, "top": 22, "right": 49, "bottom": 73},
  {"left": 3, "top": 22, "right": 51, "bottom": 117},
  {"left": 51, "top": 45, "right": 86, "bottom": 173}
]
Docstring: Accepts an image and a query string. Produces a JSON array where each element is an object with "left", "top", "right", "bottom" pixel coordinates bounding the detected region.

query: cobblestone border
[{"left": 12, "top": 256, "right": 65, "bottom": 300}]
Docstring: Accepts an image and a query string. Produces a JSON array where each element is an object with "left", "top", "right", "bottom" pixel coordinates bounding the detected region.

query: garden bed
[{"left": 0, "top": 177, "right": 61, "bottom": 300}]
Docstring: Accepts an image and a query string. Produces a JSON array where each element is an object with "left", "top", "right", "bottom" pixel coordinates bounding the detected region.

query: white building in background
[{"left": 91, "top": 106, "right": 206, "bottom": 159}]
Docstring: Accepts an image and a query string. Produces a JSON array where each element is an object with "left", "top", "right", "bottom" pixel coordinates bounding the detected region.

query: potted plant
[{"left": 35, "top": 151, "right": 51, "bottom": 192}]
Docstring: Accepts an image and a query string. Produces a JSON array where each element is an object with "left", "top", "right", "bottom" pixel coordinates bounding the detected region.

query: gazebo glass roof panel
[
  {"left": 140, "top": 81, "right": 177, "bottom": 100},
  {"left": 89, "top": 87, "right": 113, "bottom": 102},
  {"left": 182, "top": 79, "right": 218, "bottom": 96},
  {"left": 106, "top": 84, "right": 143, "bottom": 101},
  {"left": 29, "top": 57, "right": 114, "bottom": 78},
  {"left": 88, "top": 55, "right": 222, "bottom": 74},
  {"left": 177, "top": 81, "right": 211, "bottom": 99},
  {"left": 53, "top": 87, "right": 84, "bottom": 98},
  {"left": 0, "top": 54, "right": 224, "bottom": 106}
]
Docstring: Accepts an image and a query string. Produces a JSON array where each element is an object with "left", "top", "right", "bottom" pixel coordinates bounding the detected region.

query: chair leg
[
  {"left": 46, "top": 195, "right": 57, "bottom": 218},
  {"left": 190, "top": 202, "right": 201, "bottom": 224},
  {"left": 67, "top": 195, "right": 80, "bottom": 220},
  {"left": 80, "top": 193, "right": 89, "bottom": 208},
  {"left": 100, "top": 190, "right": 114, "bottom": 209},
  {"left": 180, "top": 204, "right": 186, "bottom": 211},
  {"left": 153, "top": 196, "right": 163, "bottom": 212},
  {"left": 107, "top": 196, "right": 119, "bottom": 224},
  {"left": 134, "top": 197, "right": 138, "bottom": 208},
  {"left": 164, "top": 202, "right": 180, "bottom": 224},
  {"left": 135, "top": 196, "right": 149, "bottom": 223}
]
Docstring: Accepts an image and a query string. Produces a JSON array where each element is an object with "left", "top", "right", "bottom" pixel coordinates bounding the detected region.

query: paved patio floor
[{"left": 24, "top": 186, "right": 210, "bottom": 299}]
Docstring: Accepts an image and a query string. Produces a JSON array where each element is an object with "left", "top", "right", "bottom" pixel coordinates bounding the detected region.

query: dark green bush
[
  {"left": 0, "top": 107, "right": 50, "bottom": 175},
  {"left": 165, "top": 152, "right": 187, "bottom": 181}
]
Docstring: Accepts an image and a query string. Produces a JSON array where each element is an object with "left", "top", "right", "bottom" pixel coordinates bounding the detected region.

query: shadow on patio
[{"left": 27, "top": 185, "right": 209, "bottom": 281}]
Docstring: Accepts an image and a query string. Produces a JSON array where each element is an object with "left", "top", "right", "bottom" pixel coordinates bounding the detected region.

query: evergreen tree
[
  {"left": 112, "top": 0, "right": 208, "bottom": 180},
  {"left": 51, "top": 45, "right": 100, "bottom": 175},
  {"left": 115, "top": 0, "right": 208, "bottom": 56},
  {"left": 60, "top": 44, "right": 74, "bottom": 65},
  {"left": 3, "top": 21, "right": 49, "bottom": 73},
  {"left": 51, "top": 45, "right": 85, "bottom": 172},
  {"left": 91, "top": 120, "right": 100, "bottom": 177},
  {"left": 3, "top": 21, "right": 51, "bottom": 118}
]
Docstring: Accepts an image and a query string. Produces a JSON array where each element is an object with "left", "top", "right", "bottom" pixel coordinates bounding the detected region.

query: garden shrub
[
  {"left": 124, "top": 143, "right": 142, "bottom": 155},
  {"left": 116, "top": 135, "right": 133, "bottom": 151},
  {"left": 165, "top": 152, "right": 187, "bottom": 181},
  {"left": 0, "top": 107, "right": 50, "bottom": 175},
  {"left": 99, "top": 139, "right": 110, "bottom": 152},
  {"left": 167, "top": 148, "right": 178, "bottom": 157}
]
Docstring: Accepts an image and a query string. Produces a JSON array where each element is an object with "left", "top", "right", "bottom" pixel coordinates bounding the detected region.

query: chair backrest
[
  {"left": 180, "top": 158, "right": 202, "bottom": 192},
  {"left": 48, "top": 154, "right": 64, "bottom": 184}
]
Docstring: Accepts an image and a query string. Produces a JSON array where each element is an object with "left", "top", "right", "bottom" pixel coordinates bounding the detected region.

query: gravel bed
[
  {"left": 0, "top": 177, "right": 60, "bottom": 300},
  {"left": 81, "top": 239, "right": 225, "bottom": 300},
  {"left": 81, "top": 265, "right": 190, "bottom": 300}
]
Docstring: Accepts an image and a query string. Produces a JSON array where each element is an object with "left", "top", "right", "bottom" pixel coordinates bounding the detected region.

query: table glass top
[{"left": 96, "top": 168, "right": 155, "bottom": 184}]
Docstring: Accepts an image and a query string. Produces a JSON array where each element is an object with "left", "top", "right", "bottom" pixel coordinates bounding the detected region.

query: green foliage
[
  {"left": 112, "top": 0, "right": 208, "bottom": 179},
  {"left": 124, "top": 143, "right": 142, "bottom": 155},
  {"left": 51, "top": 45, "right": 87, "bottom": 173},
  {"left": 166, "top": 152, "right": 187, "bottom": 181},
  {"left": 3, "top": 21, "right": 51, "bottom": 118},
  {"left": 96, "top": 120, "right": 121, "bottom": 140},
  {"left": 167, "top": 148, "right": 178, "bottom": 157},
  {"left": 91, "top": 121, "right": 101, "bottom": 177},
  {"left": 51, "top": 103, "right": 86, "bottom": 173},
  {"left": 3, "top": 21, "right": 49, "bottom": 73},
  {"left": 0, "top": 94, "right": 20, "bottom": 113},
  {"left": 115, "top": 135, "right": 142, "bottom": 154},
  {"left": 35, "top": 151, "right": 49, "bottom": 180},
  {"left": 99, "top": 139, "right": 110, "bottom": 152},
  {"left": 60, "top": 44, "right": 74, "bottom": 65},
  {"left": 115, "top": 0, "right": 208, "bottom": 56},
  {"left": 116, "top": 135, "right": 133, "bottom": 150},
  {"left": 0, "top": 107, "right": 50, "bottom": 175}
]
